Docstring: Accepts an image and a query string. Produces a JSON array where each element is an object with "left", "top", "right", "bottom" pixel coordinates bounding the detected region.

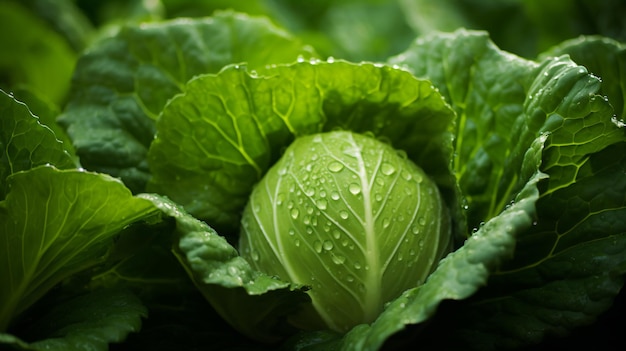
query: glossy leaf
[
  {"left": 59, "top": 11, "right": 315, "bottom": 192},
  {"left": 0, "top": 166, "right": 159, "bottom": 331}
]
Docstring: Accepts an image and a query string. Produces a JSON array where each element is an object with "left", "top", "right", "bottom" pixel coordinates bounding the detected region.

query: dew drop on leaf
[
  {"left": 328, "top": 161, "right": 344, "bottom": 173},
  {"left": 314, "top": 240, "right": 323, "bottom": 253},
  {"left": 381, "top": 162, "right": 396, "bottom": 175},
  {"left": 348, "top": 183, "right": 361, "bottom": 195},
  {"left": 332, "top": 231, "right": 342, "bottom": 241},
  {"left": 331, "top": 254, "right": 346, "bottom": 265},
  {"left": 382, "top": 218, "right": 391, "bottom": 228},
  {"left": 316, "top": 198, "right": 328, "bottom": 210},
  {"left": 290, "top": 208, "right": 300, "bottom": 219},
  {"left": 323, "top": 240, "right": 334, "bottom": 251}
]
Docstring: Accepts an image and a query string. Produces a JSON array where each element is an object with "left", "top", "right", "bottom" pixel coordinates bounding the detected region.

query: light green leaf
[
  {"left": 148, "top": 61, "right": 456, "bottom": 232},
  {"left": 0, "top": 289, "right": 146, "bottom": 351},
  {"left": 0, "top": 90, "right": 76, "bottom": 198},
  {"left": 0, "top": 166, "right": 159, "bottom": 331},
  {"left": 58, "top": 11, "right": 315, "bottom": 192},
  {"left": 141, "top": 193, "right": 311, "bottom": 343}
]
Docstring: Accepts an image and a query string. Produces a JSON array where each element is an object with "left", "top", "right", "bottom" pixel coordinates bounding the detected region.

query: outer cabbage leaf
[
  {"left": 0, "top": 90, "right": 76, "bottom": 199},
  {"left": 539, "top": 35, "right": 626, "bottom": 121},
  {"left": 0, "top": 166, "right": 159, "bottom": 331},
  {"left": 389, "top": 29, "right": 542, "bottom": 231},
  {"left": 58, "top": 11, "right": 315, "bottom": 192},
  {"left": 141, "top": 194, "right": 311, "bottom": 343},
  {"left": 382, "top": 29, "right": 626, "bottom": 350},
  {"left": 148, "top": 61, "right": 456, "bottom": 232},
  {"left": 0, "top": 289, "right": 146, "bottom": 351}
]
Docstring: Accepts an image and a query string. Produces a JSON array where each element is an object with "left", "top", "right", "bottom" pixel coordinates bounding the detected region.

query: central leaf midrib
[{"left": 351, "top": 134, "right": 382, "bottom": 322}]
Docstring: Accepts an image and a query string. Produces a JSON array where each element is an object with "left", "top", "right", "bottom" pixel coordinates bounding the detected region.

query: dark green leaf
[
  {"left": 0, "top": 166, "right": 159, "bottom": 331},
  {"left": 0, "top": 90, "right": 76, "bottom": 198},
  {"left": 1, "top": 289, "right": 146, "bottom": 351},
  {"left": 141, "top": 193, "right": 311, "bottom": 343}
]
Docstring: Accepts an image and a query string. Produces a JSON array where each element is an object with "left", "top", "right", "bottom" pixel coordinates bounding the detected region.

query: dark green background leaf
[{"left": 1, "top": 289, "right": 146, "bottom": 351}]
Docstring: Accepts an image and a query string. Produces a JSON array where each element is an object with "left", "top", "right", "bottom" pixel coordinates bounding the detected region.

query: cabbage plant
[
  {"left": 1, "top": 5, "right": 626, "bottom": 351},
  {"left": 239, "top": 131, "right": 451, "bottom": 332}
]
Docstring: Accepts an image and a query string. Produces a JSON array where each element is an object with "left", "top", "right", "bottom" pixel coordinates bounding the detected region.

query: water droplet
[
  {"left": 411, "top": 226, "right": 420, "bottom": 235},
  {"left": 348, "top": 183, "right": 361, "bottom": 195},
  {"left": 316, "top": 199, "right": 328, "bottom": 210},
  {"left": 339, "top": 211, "right": 349, "bottom": 219},
  {"left": 401, "top": 170, "right": 412, "bottom": 181},
  {"left": 276, "top": 193, "right": 285, "bottom": 206},
  {"left": 251, "top": 251, "right": 260, "bottom": 261},
  {"left": 327, "top": 56, "right": 335, "bottom": 63},
  {"left": 331, "top": 191, "right": 341, "bottom": 200},
  {"left": 288, "top": 229, "right": 295, "bottom": 236},
  {"left": 418, "top": 217, "right": 426, "bottom": 226},
  {"left": 332, "top": 230, "right": 341, "bottom": 239},
  {"left": 354, "top": 262, "right": 362, "bottom": 270},
  {"left": 375, "top": 193, "right": 383, "bottom": 202},
  {"left": 331, "top": 254, "right": 346, "bottom": 265},
  {"left": 228, "top": 266, "right": 239, "bottom": 276},
  {"left": 294, "top": 239, "right": 300, "bottom": 247},
  {"left": 303, "top": 215, "right": 311, "bottom": 225},
  {"left": 381, "top": 162, "right": 396, "bottom": 175},
  {"left": 290, "top": 208, "right": 300, "bottom": 219},
  {"left": 305, "top": 188, "right": 315, "bottom": 197},
  {"left": 323, "top": 240, "right": 334, "bottom": 251},
  {"left": 328, "top": 161, "right": 344, "bottom": 172},
  {"left": 409, "top": 249, "right": 416, "bottom": 256},
  {"left": 319, "top": 189, "right": 327, "bottom": 198},
  {"left": 346, "top": 275, "right": 355, "bottom": 282},
  {"left": 314, "top": 240, "right": 323, "bottom": 253},
  {"left": 382, "top": 218, "right": 390, "bottom": 228}
]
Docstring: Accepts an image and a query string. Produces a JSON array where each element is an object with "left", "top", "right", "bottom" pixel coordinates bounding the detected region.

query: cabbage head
[{"left": 239, "top": 131, "right": 452, "bottom": 332}]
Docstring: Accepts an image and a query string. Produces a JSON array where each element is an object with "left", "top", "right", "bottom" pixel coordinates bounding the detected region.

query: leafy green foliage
[
  {"left": 1, "top": 4, "right": 626, "bottom": 351},
  {"left": 0, "top": 90, "right": 76, "bottom": 198},
  {"left": 148, "top": 61, "right": 456, "bottom": 231},
  {"left": 59, "top": 11, "right": 316, "bottom": 192},
  {"left": 0, "top": 289, "right": 146, "bottom": 351},
  {"left": 0, "top": 166, "right": 159, "bottom": 331},
  {"left": 142, "top": 194, "right": 311, "bottom": 343}
]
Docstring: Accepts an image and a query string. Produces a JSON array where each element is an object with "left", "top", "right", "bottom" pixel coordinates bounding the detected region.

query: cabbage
[{"left": 239, "top": 131, "right": 451, "bottom": 332}]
